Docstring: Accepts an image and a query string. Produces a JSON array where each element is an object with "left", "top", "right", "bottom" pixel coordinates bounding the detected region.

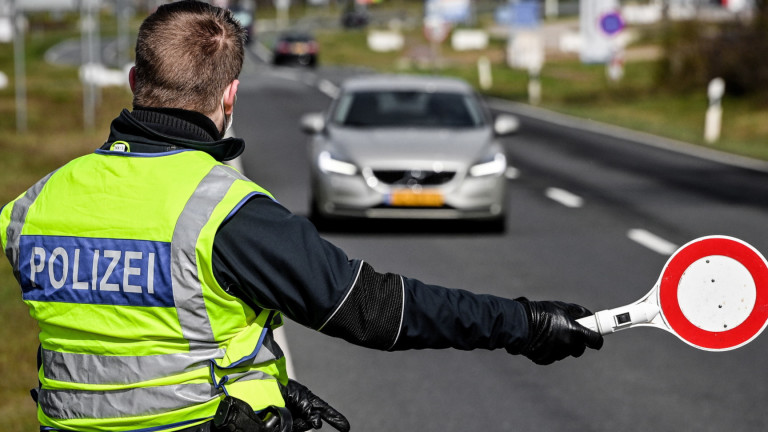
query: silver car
[{"left": 300, "top": 74, "right": 518, "bottom": 229}]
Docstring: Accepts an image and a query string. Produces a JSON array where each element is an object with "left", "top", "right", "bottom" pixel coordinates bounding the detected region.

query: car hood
[{"left": 325, "top": 126, "right": 494, "bottom": 170}]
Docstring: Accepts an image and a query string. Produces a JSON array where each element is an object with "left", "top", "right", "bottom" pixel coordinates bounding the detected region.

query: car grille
[{"left": 373, "top": 170, "right": 456, "bottom": 186}]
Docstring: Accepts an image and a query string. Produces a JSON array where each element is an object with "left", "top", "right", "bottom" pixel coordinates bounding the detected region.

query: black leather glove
[
  {"left": 280, "top": 379, "right": 350, "bottom": 432},
  {"left": 513, "top": 298, "right": 604, "bottom": 365}
]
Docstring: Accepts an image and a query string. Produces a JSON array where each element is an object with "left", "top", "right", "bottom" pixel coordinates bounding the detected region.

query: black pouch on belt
[{"left": 213, "top": 396, "right": 292, "bottom": 432}]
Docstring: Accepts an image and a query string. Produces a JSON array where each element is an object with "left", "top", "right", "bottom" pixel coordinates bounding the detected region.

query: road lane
[
  {"left": 494, "top": 101, "right": 768, "bottom": 252},
  {"left": 234, "top": 60, "right": 768, "bottom": 431}
]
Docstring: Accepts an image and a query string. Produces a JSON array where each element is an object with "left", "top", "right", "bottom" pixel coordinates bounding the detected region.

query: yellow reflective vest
[{"left": 0, "top": 147, "right": 288, "bottom": 431}]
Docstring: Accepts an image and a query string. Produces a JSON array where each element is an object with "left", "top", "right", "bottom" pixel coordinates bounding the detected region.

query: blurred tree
[{"left": 658, "top": 0, "right": 768, "bottom": 104}]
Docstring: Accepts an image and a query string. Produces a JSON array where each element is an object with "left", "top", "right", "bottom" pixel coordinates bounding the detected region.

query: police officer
[{"left": 0, "top": 1, "right": 603, "bottom": 431}]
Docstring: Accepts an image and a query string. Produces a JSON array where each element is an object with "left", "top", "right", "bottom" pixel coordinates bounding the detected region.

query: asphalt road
[{"left": 232, "top": 55, "right": 768, "bottom": 431}]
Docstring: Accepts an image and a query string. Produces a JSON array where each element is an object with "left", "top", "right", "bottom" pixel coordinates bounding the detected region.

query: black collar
[
  {"left": 132, "top": 106, "right": 222, "bottom": 141},
  {"left": 102, "top": 108, "right": 244, "bottom": 162}
]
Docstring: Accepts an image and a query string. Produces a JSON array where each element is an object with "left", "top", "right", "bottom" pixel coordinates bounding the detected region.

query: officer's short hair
[{"left": 132, "top": 0, "right": 246, "bottom": 116}]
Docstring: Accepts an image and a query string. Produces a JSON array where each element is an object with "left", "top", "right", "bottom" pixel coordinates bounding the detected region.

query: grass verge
[{"left": 0, "top": 14, "right": 133, "bottom": 431}]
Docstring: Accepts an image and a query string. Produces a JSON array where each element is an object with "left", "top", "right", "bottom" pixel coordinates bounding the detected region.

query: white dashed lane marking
[
  {"left": 545, "top": 187, "right": 584, "bottom": 208},
  {"left": 628, "top": 229, "right": 678, "bottom": 255}
]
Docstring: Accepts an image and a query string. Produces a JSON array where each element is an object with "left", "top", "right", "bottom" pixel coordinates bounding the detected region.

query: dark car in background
[
  {"left": 341, "top": 5, "right": 369, "bottom": 29},
  {"left": 272, "top": 31, "right": 318, "bottom": 67}
]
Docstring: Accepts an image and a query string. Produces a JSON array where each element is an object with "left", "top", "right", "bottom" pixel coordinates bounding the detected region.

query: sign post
[
  {"left": 579, "top": 0, "right": 620, "bottom": 63},
  {"left": 0, "top": 0, "right": 11, "bottom": 43},
  {"left": 80, "top": 0, "right": 100, "bottom": 130},
  {"left": 273, "top": 0, "right": 290, "bottom": 29},
  {"left": 705, "top": 77, "right": 725, "bottom": 144},
  {"left": 599, "top": 11, "right": 625, "bottom": 82},
  {"left": 528, "top": 62, "right": 542, "bottom": 105},
  {"left": 12, "top": 0, "right": 26, "bottom": 133},
  {"left": 423, "top": 15, "right": 450, "bottom": 67},
  {"left": 115, "top": 0, "right": 133, "bottom": 69}
]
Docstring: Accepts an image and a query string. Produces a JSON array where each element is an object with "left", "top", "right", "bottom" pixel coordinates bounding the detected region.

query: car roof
[
  {"left": 277, "top": 31, "right": 314, "bottom": 40},
  {"left": 340, "top": 74, "right": 475, "bottom": 94}
]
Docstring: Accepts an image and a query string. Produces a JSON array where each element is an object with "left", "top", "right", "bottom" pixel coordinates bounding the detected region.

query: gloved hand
[
  {"left": 280, "top": 379, "right": 350, "bottom": 432},
  {"left": 513, "top": 298, "right": 604, "bottom": 365}
]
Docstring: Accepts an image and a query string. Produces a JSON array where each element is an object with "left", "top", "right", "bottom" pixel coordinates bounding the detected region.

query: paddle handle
[{"left": 577, "top": 303, "right": 660, "bottom": 335}]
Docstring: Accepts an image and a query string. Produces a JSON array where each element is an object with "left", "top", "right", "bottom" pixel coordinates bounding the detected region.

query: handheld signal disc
[{"left": 658, "top": 236, "right": 768, "bottom": 351}]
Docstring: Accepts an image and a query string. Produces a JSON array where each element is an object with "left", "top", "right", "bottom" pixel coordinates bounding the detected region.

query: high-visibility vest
[{"left": 0, "top": 146, "right": 287, "bottom": 431}]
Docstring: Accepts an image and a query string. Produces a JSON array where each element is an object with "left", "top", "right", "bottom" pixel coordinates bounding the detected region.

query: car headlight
[
  {"left": 469, "top": 153, "right": 506, "bottom": 177},
  {"left": 318, "top": 151, "right": 358, "bottom": 176}
]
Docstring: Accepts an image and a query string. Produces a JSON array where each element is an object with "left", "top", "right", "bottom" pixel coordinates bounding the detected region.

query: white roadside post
[
  {"left": 274, "top": 0, "right": 289, "bottom": 30},
  {"left": 477, "top": 56, "right": 492, "bottom": 90},
  {"left": 506, "top": 31, "right": 544, "bottom": 105},
  {"left": 527, "top": 46, "right": 543, "bottom": 105},
  {"left": 606, "top": 45, "right": 624, "bottom": 82},
  {"left": 528, "top": 63, "right": 541, "bottom": 105},
  {"left": 450, "top": 29, "right": 490, "bottom": 89},
  {"left": 705, "top": 77, "right": 725, "bottom": 144}
]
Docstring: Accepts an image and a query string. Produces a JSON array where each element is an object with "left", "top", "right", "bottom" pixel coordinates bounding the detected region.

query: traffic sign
[
  {"left": 659, "top": 236, "right": 768, "bottom": 351},
  {"left": 599, "top": 12, "right": 624, "bottom": 35},
  {"left": 423, "top": 16, "right": 451, "bottom": 44},
  {"left": 578, "top": 236, "right": 768, "bottom": 352},
  {"left": 425, "top": 0, "right": 471, "bottom": 24}
]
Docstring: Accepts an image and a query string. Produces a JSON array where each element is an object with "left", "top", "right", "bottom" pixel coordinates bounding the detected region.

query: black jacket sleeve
[
  {"left": 211, "top": 196, "right": 529, "bottom": 353},
  {"left": 211, "top": 195, "right": 361, "bottom": 329},
  {"left": 394, "top": 277, "right": 529, "bottom": 351}
]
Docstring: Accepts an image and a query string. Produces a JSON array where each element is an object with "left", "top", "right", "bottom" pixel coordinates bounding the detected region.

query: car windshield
[
  {"left": 280, "top": 33, "right": 312, "bottom": 42},
  {"left": 332, "top": 90, "right": 485, "bottom": 128}
]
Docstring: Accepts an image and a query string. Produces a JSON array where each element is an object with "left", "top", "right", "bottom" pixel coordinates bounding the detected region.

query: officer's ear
[
  {"left": 222, "top": 79, "right": 239, "bottom": 115},
  {"left": 129, "top": 66, "right": 137, "bottom": 94}
]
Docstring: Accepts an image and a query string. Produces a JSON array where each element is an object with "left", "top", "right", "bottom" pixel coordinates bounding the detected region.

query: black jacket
[{"left": 101, "top": 108, "right": 529, "bottom": 352}]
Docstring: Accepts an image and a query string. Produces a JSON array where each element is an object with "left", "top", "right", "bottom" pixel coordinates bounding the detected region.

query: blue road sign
[{"left": 600, "top": 12, "right": 624, "bottom": 35}]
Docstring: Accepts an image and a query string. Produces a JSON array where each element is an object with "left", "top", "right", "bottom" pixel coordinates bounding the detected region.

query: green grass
[{"left": 0, "top": 264, "right": 41, "bottom": 431}]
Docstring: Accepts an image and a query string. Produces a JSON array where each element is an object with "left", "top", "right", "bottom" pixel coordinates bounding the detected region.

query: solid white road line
[
  {"left": 545, "top": 187, "right": 584, "bottom": 208},
  {"left": 224, "top": 130, "right": 295, "bottom": 378},
  {"left": 223, "top": 128, "right": 245, "bottom": 172},
  {"left": 628, "top": 229, "right": 678, "bottom": 255},
  {"left": 273, "top": 326, "right": 297, "bottom": 379},
  {"left": 224, "top": 155, "right": 244, "bottom": 173},
  {"left": 318, "top": 79, "right": 340, "bottom": 99}
]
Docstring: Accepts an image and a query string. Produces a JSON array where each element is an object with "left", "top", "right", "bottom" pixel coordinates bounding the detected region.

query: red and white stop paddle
[{"left": 577, "top": 236, "right": 768, "bottom": 351}]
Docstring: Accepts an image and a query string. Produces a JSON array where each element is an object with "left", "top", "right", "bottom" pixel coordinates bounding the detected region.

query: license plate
[
  {"left": 388, "top": 190, "right": 444, "bottom": 207},
  {"left": 291, "top": 43, "right": 308, "bottom": 55}
]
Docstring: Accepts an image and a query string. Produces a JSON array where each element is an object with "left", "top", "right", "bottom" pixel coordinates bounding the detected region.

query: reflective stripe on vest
[
  {"left": 173, "top": 164, "right": 239, "bottom": 345},
  {"left": 1, "top": 150, "right": 287, "bottom": 429},
  {"left": 39, "top": 370, "right": 274, "bottom": 419},
  {"left": 39, "top": 383, "right": 218, "bottom": 420},
  {"left": 42, "top": 339, "right": 280, "bottom": 385},
  {"left": 4, "top": 170, "right": 56, "bottom": 284}
]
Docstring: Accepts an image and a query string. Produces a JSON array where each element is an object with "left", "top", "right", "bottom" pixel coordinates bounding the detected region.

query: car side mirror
[
  {"left": 300, "top": 113, "right": 325, "bottom": 135},
  {"left": 493, "top": 114, "right": 520, "bottom": 136}
]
